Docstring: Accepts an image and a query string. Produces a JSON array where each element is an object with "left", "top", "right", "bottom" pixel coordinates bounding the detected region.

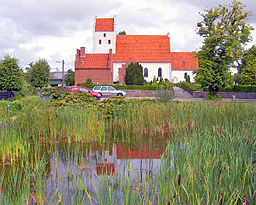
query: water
[{"left": 43, "top": 142, "right": 171, "bottom": 204}]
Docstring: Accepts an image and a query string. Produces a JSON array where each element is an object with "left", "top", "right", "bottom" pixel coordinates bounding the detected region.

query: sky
[{"left": 0, "top": 0, "right": 256, "bottom": 72}]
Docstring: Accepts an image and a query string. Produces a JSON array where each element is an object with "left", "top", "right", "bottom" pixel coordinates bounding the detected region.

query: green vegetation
[
  {"left": 28, "top": 59, "right": 50, "bottom": 88},
  {"left": 194, "top": 0, "right": 254, "bottom": 98},
  {"left": 239, "top": 45, "right": 256, "bottom": 85},
  {"left": 0, "top": 56, "right": 24, "bottom": 92},
  {"left": 77, "top": 82, "right": 173, "bottom": 90},
  {"left": 222, "top": 84, "right": 256, "bottom": 92},
  {"left": 125, "top": 62, "right": 144, "bottom": 85},
  {"left": 64, "top": 69, "right": 75, "bottom": 86},
  {"left": 118, "top": 31, "right": 126, "bottom": 35},
  {"left": 0, "top": 98, "right": 255, "bottom": 204}
]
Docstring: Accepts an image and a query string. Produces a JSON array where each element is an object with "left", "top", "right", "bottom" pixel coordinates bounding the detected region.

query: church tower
[{"left": 93, "top": 16, "right": 116, "bottom": 53}]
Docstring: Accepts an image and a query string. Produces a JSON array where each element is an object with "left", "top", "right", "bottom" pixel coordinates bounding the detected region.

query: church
[{"left": 75, "top": 17, "right": 198, "bottom": 84}]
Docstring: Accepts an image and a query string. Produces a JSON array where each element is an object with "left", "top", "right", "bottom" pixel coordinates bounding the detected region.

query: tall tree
[
  {"left": 239, "top": 45, "right": 256, "bottom": 85},
  {"left": 29, "top": 59, "right": 50, "bottom": 88},
  {"left": 194, "top": 0, "right": 254, "bottom": 98},
  {"left": 65, "top": 69, "right": 75, "bottom": 86},
  {"left": 0, "top": 56, "right": 24, "bottom": 92},
  {"left": 125, "top": 62, "right": 144, "bottom": 85}
]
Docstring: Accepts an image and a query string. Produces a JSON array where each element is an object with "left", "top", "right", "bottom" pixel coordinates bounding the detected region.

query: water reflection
[{"left": 45, "top": 143, "right": 167, "bottom": 203}]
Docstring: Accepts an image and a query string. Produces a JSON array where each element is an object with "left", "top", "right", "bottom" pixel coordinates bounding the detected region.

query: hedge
[
  {"left": 77, "top": 83, "right": 173, "bottom": 90},
  {"left": 222, "top": 85, "right": 256, "bottom": 93},
  {"left": 175, "top": 82, "right": 198, "bottom": 95}
]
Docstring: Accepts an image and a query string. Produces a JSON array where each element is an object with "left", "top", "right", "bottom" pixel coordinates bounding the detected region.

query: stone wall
[
  {"left": 124, "top": 90, "right": 156, "bottom": 97},
  {"left": 193, "top": 91, "right": 256, "bottom": 99}
]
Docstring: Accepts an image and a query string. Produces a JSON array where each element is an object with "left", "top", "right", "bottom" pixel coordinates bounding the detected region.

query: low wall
[
  {"left": 124, "top": 90, "right": 156, "bottom": 97},
  {"left": 193, "top": 91, "right": 256, "bottom": 99}
]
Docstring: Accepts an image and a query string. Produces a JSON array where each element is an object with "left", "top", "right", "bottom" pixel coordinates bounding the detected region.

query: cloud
[{"left": 0, "top": 0, "right": 255, "bottom": 70}]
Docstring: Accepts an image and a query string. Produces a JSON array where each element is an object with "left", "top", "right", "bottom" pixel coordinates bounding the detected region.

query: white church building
[{"left": 75, "top": 17, "right": 198, "bottom": 84}]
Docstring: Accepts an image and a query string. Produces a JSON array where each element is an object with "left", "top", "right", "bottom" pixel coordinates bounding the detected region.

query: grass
[{"left": 0, "top": 99, "right": 255, "bottom": 204}]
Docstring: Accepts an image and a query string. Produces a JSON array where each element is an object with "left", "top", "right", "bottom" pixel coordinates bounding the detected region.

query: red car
[{"left": 68, "top": 86, "right": 101, "bottom": 100}]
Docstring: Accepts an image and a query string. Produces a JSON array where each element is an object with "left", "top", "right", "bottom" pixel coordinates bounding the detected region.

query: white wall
[
  {"left": 93, "top": 31, "right": 116, "bottom": 53},
  {"left": 171, "top": 70, "right": 195, "bottom": 83},
  {"left": 113, "top": 62, "right": 171, "bottom": 83},
  {"left": 113, "top": 62, "right": 124, "bottom": 82},
  {"left": 140, "top": 62, "right": 171, "bottom": 82}
]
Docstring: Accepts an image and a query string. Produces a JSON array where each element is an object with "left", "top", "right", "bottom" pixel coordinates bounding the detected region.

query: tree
[
  {"left": 118, "top": 31, "right": 126, "bottom": 35},
  {"left": 124, "top": 62, "right": 144, "bottom": 85},
  {"left": 29, "top": 59, "right": 50, "bottom": 88},
  {"left": 239, "top": 45, "right": 256, "bottom": 85},
  {"left": 0, "top": 56, "right": 24, "bottom": 92},
  {"left": 65, "top": 69, "right": 75, "bottom": 86},
  {"left": 194, "top": 0, "right": 254, "bottom": 98}
]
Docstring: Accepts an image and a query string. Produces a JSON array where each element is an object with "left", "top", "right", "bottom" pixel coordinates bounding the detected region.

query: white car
[{"left": 92, "top": 85, "right": 126, "bottom": 97}]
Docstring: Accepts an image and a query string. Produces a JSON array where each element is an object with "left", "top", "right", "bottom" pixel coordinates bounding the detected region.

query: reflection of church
[
  {"left": 95, "top": 144, "right": 164, "bottom": 177},
  {"left": 75, "top": 17, "right": 198, "bottom": 84}
]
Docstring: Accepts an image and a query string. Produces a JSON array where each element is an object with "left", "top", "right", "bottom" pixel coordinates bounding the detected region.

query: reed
[{"left": 0, "top": 99, "right": 255, "bottom": 204}]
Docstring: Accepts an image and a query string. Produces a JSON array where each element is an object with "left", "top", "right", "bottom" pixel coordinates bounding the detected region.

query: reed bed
[{"left": 0, "top": 100, "right": 255, "bottom": 204}]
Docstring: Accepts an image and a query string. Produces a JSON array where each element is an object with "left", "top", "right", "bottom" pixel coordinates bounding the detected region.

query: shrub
[
  {"left": 155, "top": 84, "right": 174, "bottom": 102},
  {"left": 176, "top": 82, "right": 198, "bottom": 95},
  {"left": 50, "top": 90, "right": 96, "bottom": 106},
  {"left": 222, "top": 84, "right": 256, "bottom": 92}
]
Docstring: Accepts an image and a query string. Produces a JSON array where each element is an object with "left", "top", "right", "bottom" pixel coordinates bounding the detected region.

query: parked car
[
  {"left": 68, "top": 86, "right": 101, "bottom": 100},
  {"left": 92, "top": 85, "right": 126, "bottom": 97}
]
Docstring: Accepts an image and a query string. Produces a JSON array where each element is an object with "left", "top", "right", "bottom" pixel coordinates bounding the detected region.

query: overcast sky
[{"left": 1, "top": 0, "right": 256, "bottom": 71}]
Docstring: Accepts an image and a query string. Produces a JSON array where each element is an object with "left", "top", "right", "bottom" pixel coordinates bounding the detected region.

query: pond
[
  {"left": 0, "top": 101, "right": 255, "bottom": 204},
  {"left": 43, "top": 142, "right": 172, "bottom": 204}
]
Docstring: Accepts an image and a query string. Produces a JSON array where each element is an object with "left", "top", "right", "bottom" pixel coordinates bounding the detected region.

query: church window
[
  {"left": 82, "top": 61, "right": 84, "bottom": 65},
  {"left": 99, "top": 39, "right": 102, "bottom": 44},
  {"left": 144, "top": 68, "right": 148, "bottom": 77},
  {"left": 184, "top": 72, "right": 187, "bottom": 80},
  {"left": 104, "top": 33, "right": 106, "bottom": 37},
  {"left": 108, "top": 40, "right": 111, "bottom": 44},
  {"left": 158, "top": 68, "right": 162, "bottom": 78}
]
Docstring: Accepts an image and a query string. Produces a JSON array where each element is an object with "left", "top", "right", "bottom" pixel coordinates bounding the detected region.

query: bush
[
  {"left": 50, "top": 90, "right": 96, "bottom": 106},
  {"left": 176, "top": 82, "right": 198, "bottom": 94},
  {"left": 155, "top": 84, "right": 174, "bottom": 102},
  {"left": 222, "top": 84, "right": 256, "bottom": 92}
]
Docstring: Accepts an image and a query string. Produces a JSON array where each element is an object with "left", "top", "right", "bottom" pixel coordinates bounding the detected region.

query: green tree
[
  {"left": 194, "top": 0, "right": 254, "bottom": 98},
  {"left": 0, "top": 56, "right": 24, "bottom": 92},
  {"left": 239, "top": 45, "right": 256, "bottom": 85},
  {"left": 29, "top": 59, "right": 50, "bottom": 88},
  {"left": 64, "top": 69, "right": 75, "bottom": 86},
  {"left": 125, "top": 62, "right": 144, "bottom": 85},
  {"left": 118, "top": 31, "right": 126, "bottom": 35}
]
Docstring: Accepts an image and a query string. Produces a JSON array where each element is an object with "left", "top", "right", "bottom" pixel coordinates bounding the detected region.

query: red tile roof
[
  {"left": 170, "top": 52, "right": 198, "bottom": 70},
  {"left": 95, "top": 18, "right": 114, "bottom": 32},
  {"left": 113, "top": 35, "right": 171, "bottom": 63},
  {"left": 77, "top": 54, "right": 109, "bottom": 68}
]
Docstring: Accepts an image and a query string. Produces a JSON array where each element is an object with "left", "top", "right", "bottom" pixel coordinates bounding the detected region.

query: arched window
[
  {"left": 108, "top": 40, "right": 111, "bottom": 44},
  {"left": 99, "top": 39, "right": 102, "bottom": 44},
  {"left": 144, "top": 68, "right": 148, "bottom": 77},
  {"left": 158, "top": 68, "right": 162, "bottom": 78},
  {"left": 184, "top": 72, "right": 187, "bottom": 80}
]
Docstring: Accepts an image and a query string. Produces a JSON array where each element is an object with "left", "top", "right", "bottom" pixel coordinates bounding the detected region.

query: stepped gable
[
  {"left": 95, "top": 18, "right": 114, "bottom": 32},
  {"left": 113, "top": 35, "right": 171, "bottom": 63},
  {"left": 170, "top": 52, "right": 198, "bottom": 70},
  {"left": 76, "top": 54, "right": 109, "bottom": 69}
]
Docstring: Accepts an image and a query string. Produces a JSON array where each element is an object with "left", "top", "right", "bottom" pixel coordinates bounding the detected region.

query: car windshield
[
  {"left": 108, "top": 86, "right": 115, "bottom": 91},
  {"left": 80, "top": 88, "right": 90, "bottom": 93},
  {"left": 93, "top": 86, "right": 101, "bottom": 91},
  {"left": 101, "top": 86, "right": 107, "bottom": 91}
]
